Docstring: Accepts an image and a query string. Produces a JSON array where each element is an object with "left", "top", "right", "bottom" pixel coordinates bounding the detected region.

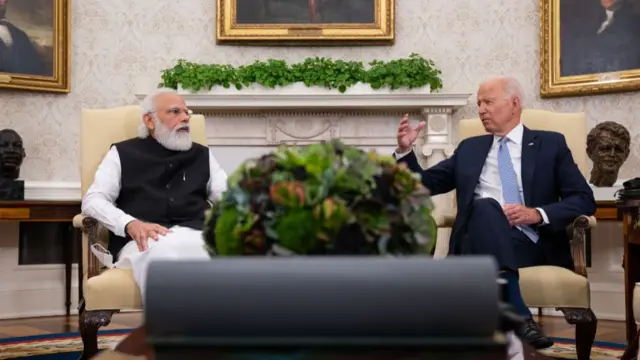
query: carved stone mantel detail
[
  {"left": 420, "top": 107, "right": 456, "bottom": 160},
  {"left": 267, "top": 114, "right": 341, "bottom": 145}
]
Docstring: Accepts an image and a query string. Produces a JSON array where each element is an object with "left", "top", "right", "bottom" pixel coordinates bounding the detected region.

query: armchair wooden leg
[
  {"left": 558, "top": 308, "right": 597, "bottom": 360},
  {"left": 537, "top": 308, "right": 543, "bottom": 324},
  {"left": 620, "top": 328, "right": 640, "bottom": 360},
  {"left": 78, "top": 306, "right": 116, "bottom": 360}
]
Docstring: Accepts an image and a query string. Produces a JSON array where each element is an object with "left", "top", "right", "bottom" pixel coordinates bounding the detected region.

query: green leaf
[{"left": 158, "top": 54, "right": 442, "bottom": 93}]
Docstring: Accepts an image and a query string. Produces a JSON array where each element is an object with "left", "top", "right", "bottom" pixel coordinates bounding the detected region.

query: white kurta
[
  {"left": 114, "top": 226, "right": 211, "bottom": 301},
  {"left": 81, "top": 143, "right": 228, "bottom": 299}
]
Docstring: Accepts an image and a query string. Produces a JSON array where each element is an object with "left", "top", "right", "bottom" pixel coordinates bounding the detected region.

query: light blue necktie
[{"left": 498, "top": 137, "right": 539, "bottom": 243}]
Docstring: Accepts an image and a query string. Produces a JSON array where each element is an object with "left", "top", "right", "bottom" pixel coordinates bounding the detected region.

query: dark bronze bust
[
  {"left": 586, "top": 121, "right": 631, "bottom": 187},
  {"left": 0, "top": 129, "right": 26, "bottom": 180},
  {"left": 0, "top": 129, "right": 26, "bottom": 200}
]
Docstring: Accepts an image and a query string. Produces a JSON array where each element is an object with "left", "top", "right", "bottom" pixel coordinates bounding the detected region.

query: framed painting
[
  {"left": 0, "top": 0, "right": 70, "bottom": 93},
  {"left": 216, "top": 0, "right": 394, "bottom": 45},
  {"left": 540, "top": 0, "right": 640, "bottom": 98}
]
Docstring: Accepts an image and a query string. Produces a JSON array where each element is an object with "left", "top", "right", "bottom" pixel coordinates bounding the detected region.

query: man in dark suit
[
  {"left": 394, "top": 77, "right": 596, "bottom": 350},
  {"left": 0, "top": 0, "right": 49, "bottom": 76}
]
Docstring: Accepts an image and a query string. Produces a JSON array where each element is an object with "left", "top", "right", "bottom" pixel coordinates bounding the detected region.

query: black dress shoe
[{"left": 518, "top": 318, "right": 554, "bottom": 349}]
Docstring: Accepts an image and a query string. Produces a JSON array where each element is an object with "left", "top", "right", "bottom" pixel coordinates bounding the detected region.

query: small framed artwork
[
  {"left": 216, "top": 0, "right": 394, "bottom": 45},
  {"left": 540, "top": 0, "right": 640, "bottom": 98},
  {"left": 0, "top": 0, "right": 70, "bottom": 93}
]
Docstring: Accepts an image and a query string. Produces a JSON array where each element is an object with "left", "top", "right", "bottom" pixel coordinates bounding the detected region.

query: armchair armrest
[
  {"left": 569, "top": 215, "right": 597, "bottom": 278},
  {"left": 73, "top": 213, "right": 101, "bottom": 244},
  {"left": 432, "top": 212, "right": 455, "bottom": 259},
  {"left": 73, "top": 214, "right": 86, "bottom": 228},
  {"left": 573, "top": 215, "right": 596, "bottom": 230},
  {"left": 434, "top": 213, "right": 455, "bottom": 228},
  {"left": 74, "top": 213, "right": 105, "bottom": 279}
]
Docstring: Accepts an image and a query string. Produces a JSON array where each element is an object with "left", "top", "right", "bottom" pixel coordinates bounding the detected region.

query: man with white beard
[{"left": 81, "top": 88, "right": 228, "bottom": 300}]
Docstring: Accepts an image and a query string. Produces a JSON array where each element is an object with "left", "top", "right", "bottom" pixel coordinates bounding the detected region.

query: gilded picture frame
[
  {"left": 216, "top": 0, "right": 394, "bottom": 45},
  {"left": 0, "top": 0, "right": 70, "bottom": 93},
  {"left": 540, "top": 0, "right": 640, "bottom": 98}
]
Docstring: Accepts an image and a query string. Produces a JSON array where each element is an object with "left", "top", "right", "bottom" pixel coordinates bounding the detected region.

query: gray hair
[
  {"left": 138, "top": 88, "right": 178, "bottom": 138},
  {"left": 501, "top": 77, "right": 525, "bottom": 108}
]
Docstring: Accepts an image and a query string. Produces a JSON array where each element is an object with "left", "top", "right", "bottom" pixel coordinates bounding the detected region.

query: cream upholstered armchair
[
  {"left": 433, "top": 109, "right": 597, "bottom": 360},
  {"left": 73, "top": 105, "right": 208, "bottom": 359}
]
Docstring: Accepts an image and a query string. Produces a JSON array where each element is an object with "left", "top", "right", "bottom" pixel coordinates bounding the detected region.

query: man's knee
[
  {"left": 467, "top": 198, "right": 510, "bottom": 230},
  {"left": 471, "top": 197, "right": 503, "bottom": 214}
]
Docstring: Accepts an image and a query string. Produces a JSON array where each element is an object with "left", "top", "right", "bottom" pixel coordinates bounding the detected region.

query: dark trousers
[{"left": 464, "top": 198, "right": 545, "bottom": 272}]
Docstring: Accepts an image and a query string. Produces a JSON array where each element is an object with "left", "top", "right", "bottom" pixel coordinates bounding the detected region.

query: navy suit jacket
[{"left": 398, "top": 127, "right": 596, "bottom": 268}]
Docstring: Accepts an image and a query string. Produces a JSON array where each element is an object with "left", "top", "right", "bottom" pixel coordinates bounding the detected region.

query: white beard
[{"left": 153, "top": 118, "right": 193, "bottom": 151}]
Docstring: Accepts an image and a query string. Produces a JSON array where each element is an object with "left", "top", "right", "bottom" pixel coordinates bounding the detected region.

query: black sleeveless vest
[{"left": 108, "top": 137, "right": 210, "bottom": 257}]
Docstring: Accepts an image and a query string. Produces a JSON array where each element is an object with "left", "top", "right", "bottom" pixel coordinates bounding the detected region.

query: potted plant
[
  {"left": 203, "top": 140, "right": 437, "bottom": 256},
  {"left": 159, "top": 54, "right": 443, "bottom": 96}
]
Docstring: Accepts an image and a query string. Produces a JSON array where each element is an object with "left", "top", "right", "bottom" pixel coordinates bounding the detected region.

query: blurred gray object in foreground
[{"left": 145, "top": 256, "right": 507, "bottom": 359}]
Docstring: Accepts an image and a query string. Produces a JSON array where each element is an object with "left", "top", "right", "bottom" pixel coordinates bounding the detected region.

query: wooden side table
[
  {"left": 618, "top": 199, "right": 640, "bottom": 358},
  {"left": 596, "top": 200, "right": 622, "bottom": 221},
  {"left": 0, "top": 200, "right": 82, "bottom": 316}
]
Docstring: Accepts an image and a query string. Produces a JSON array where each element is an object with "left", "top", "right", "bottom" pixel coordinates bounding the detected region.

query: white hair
[
  {"left": 138, "top": 87, "right": 178, "bottom": 138},
  {"left": 501, "top": 77, "right": 525, "bottom": 108},
  {"left": 479, "top": 77, "right": 525, "bottom": 109}
]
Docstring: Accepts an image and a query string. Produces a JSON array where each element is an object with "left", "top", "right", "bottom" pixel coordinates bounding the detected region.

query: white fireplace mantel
[
  {"left": 135, "top": 89, "right": 472, "bottom": 167},
  {"left": 135, "top": 92, "right": 471, "bottom": 111},
  {"left": 134, "top": 90, "right": 471, "bottom": 154},
  {"left": 135, "top": 91, "right": 471, "bottom": 160}
]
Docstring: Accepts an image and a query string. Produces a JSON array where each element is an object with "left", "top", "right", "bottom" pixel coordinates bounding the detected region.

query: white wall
[
  {"left": 588, "top": 223, "right": 625, "bottom": 320},
  {"left": 0, "top": 223, "right": 80, "bottom": 319}
]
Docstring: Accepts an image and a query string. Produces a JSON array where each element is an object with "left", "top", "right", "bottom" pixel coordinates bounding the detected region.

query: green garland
[{"left": 159, "top": 53, "right": 443, "bottom": 93}]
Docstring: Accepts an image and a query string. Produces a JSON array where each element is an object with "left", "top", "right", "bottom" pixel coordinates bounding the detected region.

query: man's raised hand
[{"left": 396, "top": 114, "right": 426, "bottom": 154}]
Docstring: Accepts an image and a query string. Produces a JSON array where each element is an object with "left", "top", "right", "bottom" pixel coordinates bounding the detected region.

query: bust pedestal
[{"left": 0, "top": 179, "right": 24, "bottom": 200}]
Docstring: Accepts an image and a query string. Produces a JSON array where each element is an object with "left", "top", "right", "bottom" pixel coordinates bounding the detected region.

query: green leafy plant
[
  {"left": 365, "top": 53, "right": 443, "bottom": 91},
  {"left": 203, "top": 140, "right": 437, "bottom": 257},
  {"left": 290, "top": 57, "right": 366, "bottom": 93},
  {"left": 159, "top": 53, "right": 443, "bottom": 93}
]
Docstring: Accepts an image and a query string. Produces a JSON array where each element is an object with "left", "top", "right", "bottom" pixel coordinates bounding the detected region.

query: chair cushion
[
  {"left": 84, "top": 268, "right": 142, "bottom": 311},
  {"left": 519, "top": 266, "right": 589, "bottom": 308}
]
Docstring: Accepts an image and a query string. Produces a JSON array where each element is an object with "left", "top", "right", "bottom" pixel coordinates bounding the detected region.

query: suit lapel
[{"left": 521, "top": 127, "right": 539, "bottom": 206}]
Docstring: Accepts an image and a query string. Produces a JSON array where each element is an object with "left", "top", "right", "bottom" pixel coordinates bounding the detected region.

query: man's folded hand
[
  {"left": 126, "top": 220, "right": 171, "bottom": 251},
  {"left": 503, "top": 204, "right": 542, "bottom": 226}
]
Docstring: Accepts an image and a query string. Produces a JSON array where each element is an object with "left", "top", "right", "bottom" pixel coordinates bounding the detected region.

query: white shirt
[
  {"left": 395, "top": 123, "right": 549, "bottom": 225},
  {"left": 0, "top": 23, "right": 13, "bottom": 47},
  {"left": 476, "top": 124, "right": 549, "bottom": 225},
  {"left": 597, "top": 9, "right": 615, "bottom": 34},
  {"left": 81, "top": 145, "right": 228, "bottom": 238}
]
